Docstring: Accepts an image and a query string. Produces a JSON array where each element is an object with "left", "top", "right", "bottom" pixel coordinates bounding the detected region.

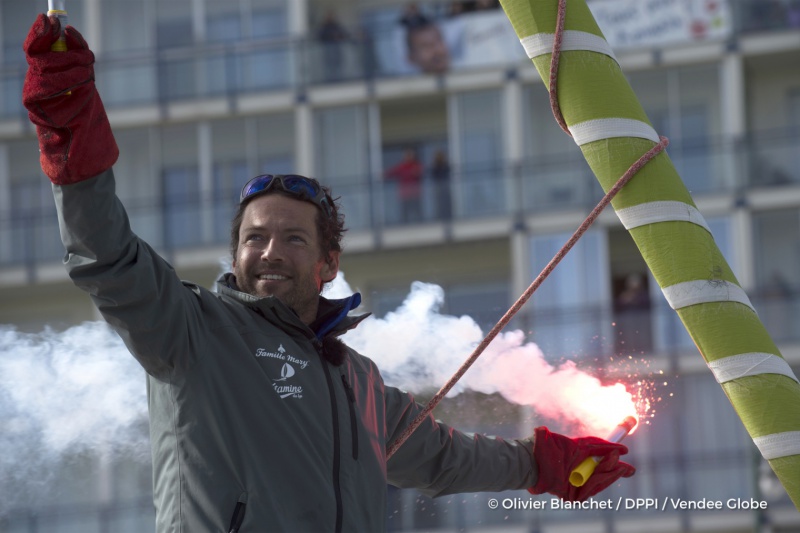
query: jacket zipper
[
  {"left": 341, "top": 374, "right": 359, "bottom": 460},
  {"left": 228, "top": 501, "right": 246, "bottom": 533},
  {"left": 321, "top": 352, "right": 344, "bottom": 533}
]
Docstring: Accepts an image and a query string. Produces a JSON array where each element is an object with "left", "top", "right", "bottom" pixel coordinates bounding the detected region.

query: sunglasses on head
[{"left": 240, "top": 174, "right": 333, "bottom": 218}]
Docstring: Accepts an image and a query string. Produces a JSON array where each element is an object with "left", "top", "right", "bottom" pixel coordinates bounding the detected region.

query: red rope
[
  {"left": 385, "top": 0, "right": 669, "bottom": 460},
  {"left": 550, "top": 0, "right": 570, "bottom": 135}
]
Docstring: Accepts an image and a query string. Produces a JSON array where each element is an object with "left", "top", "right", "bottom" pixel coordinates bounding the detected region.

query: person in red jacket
[{"left": 385, "top": 147, "right": 424, "bottom": 224}]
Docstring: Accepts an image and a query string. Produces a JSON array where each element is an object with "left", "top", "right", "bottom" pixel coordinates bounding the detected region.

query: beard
[{"left": 232, "top": 262, "right": 322, "bottom": 323}]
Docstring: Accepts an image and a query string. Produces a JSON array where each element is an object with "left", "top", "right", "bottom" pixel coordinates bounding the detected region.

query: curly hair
[{"left": 229, "top": 180, "right": 346, "bottom": 263}]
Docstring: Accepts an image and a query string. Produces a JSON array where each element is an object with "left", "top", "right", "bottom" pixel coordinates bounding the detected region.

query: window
[
  {"left": 521, "top": 83, "right": 596, "bottom": 211},
  {"left": 315, "top": 105, "right": 371, "bottom": 229},
  {"left": 681, "top": 373, "right": 752, "bottom": 500},
  {"left": 255, "top": 113, "right": 295, "bottom": 175},
  {"left": 160, "top": 123, "right": 200, "bottom": 249},
  {"left": 631, "top": 66, "right": 720, "bottom": 194},
  {"left": 752, "top": 209, "right": 800, "bottom": 342},
  {"left": 101, "top": 0, "right": 149, "bottom": 54},
  {"left": 6, "top": 138, "right": 60, "bottom": 265},
  {"left": 155, "top": 0, "right": 194, "bottom": 50},
  {"left": 528, "top": 230, "right": 611, "bottom": 360},
  {"left": 455, "top": 89, "right": 506, "bottom": 217},
  {"left": 9, "top": 179, "right": 60, "bottom": 265},
  {"left": 250, "top": 7, "right": 289, "bottom": 39},
  {"left": 210, "top": 119, "right": 250, "bottom": 244},
  {"left": 163, "top": 166, "right": 201, "bottom": 248},
  {"left": 213, "top": 161, "right": 248, "bottom": 246}
]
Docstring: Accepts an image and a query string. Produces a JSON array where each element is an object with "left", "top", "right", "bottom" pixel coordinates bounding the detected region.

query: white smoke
[
  {"left": 0, "top": 272, "right": 640, "bottom": 515},
  {"left": 0, "top": 322, "right": 148, "bottom": 512},
  {"left": 336, "top": 277, "right": 639, "bottom": 436}
]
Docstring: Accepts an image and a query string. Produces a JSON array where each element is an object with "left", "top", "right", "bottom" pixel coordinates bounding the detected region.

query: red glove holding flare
[
  {"left": 528, "top": 426, "right": 635, "bottom": 501},
  {"left": 23, "top": 14, "right": 118, "bottom": 184}
]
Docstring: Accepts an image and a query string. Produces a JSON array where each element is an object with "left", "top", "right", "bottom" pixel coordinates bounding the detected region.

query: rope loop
[{"left": 550, "top": 0, "right": 570, "bottom": 135}]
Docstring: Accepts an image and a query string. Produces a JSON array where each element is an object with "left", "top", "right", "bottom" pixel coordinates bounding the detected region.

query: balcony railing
[{"left": 2, "top": 128, "right": 800, "bottom": 270}]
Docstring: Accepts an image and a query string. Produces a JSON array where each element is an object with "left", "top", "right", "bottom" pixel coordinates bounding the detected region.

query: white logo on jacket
[
  {"left": 275, "top": 363, "right": 295, "bottom": 381},
  {"left": 254, "top": 347, "right": 309, "bottom": 369},
  {"left": 254, "top": 345, "right": 308, "bottom": 399}
]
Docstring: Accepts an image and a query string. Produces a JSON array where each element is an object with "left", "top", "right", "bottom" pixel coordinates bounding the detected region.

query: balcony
[
  {"left": 1, "top": 0, "right": 799, "bottom": 119},
  {"left": 2, "top": 127, "right": 800, "bottom": 272},
  {"left": 0, "top": 124, "right": 800, "bottom": 267}
]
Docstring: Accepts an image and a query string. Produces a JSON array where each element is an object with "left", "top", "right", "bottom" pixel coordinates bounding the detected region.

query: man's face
[
  {"left": 232, "top": 194, "right": 339, "bottom": 324},
  {"left": 409, "top": 26, "right": 450, "bottom": 74}
]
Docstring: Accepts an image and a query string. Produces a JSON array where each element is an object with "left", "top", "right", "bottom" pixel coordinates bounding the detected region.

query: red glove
[
  {"left": 528, "top": 426, "right": 635, "bottom": 501},
  {"left": 23, "top": 14, "right": 118, "bottom": 184}
]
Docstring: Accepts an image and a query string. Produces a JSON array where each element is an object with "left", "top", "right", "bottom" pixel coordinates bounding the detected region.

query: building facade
[{"left": 1, "top": 0, "right": 800, "bottom": 531}]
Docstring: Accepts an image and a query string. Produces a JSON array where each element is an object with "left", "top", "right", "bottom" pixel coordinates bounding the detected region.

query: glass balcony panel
[
  {"left": 379, "top": 178, "right": 404, "bottom": 227},
  {"left": 250, "top": 6, "right": 289, "bottom": 39},
  {"left": 204, "top": 53, "right": 231, "bottom": 97},
  {"left": 457, "top": 164, "right": 508, "bottom": 218},
  {"left": 100, "top": 62, "right": 158, "bottom": 107},
  {"left": 128, "top": 202, "right": 165, "bottom": 251},
  {"left": 521, "top": 158, "right": 597, "bottom": 212},
  {"left": 750, "top": 134, "right": 800, "bottom": 187},
  {"left": 33, "top": 212, "right": 62, "bottom": 263},
  {"left": 155, "top": 8, "right": 193, "bottom": 49},
  {"left": 336, "top": 178, "right": 373, "bottom": 232},
  {"left": 0, "top": 213, "right": 15, "bottom": 266},
  {"left": 239, "top": 47, "right": 292, "bottom": 92},
  {"left": 753, "top": 294, "right": 800, "bottom": 343},
  {"left": 0, "top": 74, "right": 23, "bottom": 119},
  {"left": 162, "top": 166, "right": 201, "bottom": 249},
  {"left": 308, "top": 39, "right": 371, "bottom": 84},
  {"left": 159, "top": 58, "right": 197, "bottom": 101},
  {"left": 213, "top": 161, "right": 248, "bottom": 245},
  {"left": 207, "top": 12, "right": 242, "bottom": 44}
]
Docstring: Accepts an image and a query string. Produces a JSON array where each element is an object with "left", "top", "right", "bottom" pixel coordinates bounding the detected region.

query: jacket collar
[{"left": 215, "top": 273, "right": 369, "bottom": 340}]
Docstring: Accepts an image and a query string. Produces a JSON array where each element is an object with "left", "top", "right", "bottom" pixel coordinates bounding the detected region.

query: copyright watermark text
[{"left": 487, "top": 497, "right": 769, "bottom": 512}]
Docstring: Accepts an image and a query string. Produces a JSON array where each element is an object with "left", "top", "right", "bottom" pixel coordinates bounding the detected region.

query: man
[
  {"left": 406, "top": 21, "right": 451, "bottom": 74},
  {"left": 23, "top": 14, "right": 634, "bottom": 532}
]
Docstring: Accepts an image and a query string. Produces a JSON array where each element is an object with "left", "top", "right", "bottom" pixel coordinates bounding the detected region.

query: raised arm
[{"left": 23, "top": 15, "right": 201, "bottom": 379}]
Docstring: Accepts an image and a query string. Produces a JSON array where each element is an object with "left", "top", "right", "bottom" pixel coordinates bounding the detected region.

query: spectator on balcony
[
  {"left": 431, "top": 149, "right": 452, "bottom": 220},
  {"left": 448, "top": 1, "right": 465, "bottom": 18},
  {"left": 475, "top": 0, "right": 500, "bottom": 10},
  {"left": 399, "top": 2, "right": 431, "bottom": 29},
  {"left": 617, "top": 273, "right": 649, "bottom": 310},
  {"left": 750, "top": 1, "right": 787, "bottom": 31},
  {"left": 317, "top": 9, "right": 350, "bottom": 82},
  {"left": 386, "top": 147, "right": 424, "bottom": 223},
  {"left": 615, "top": 273, "right": 651, "bottom": 355}
]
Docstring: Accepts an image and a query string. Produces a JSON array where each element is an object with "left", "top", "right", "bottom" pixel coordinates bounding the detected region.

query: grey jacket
[{"left": 53, "top": 169, "right": 536, "bottom": 532}]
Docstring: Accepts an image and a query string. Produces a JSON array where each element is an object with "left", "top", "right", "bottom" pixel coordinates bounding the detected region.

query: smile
[{"left": 258, "top": 274, "right": 288, "bottom": 281}]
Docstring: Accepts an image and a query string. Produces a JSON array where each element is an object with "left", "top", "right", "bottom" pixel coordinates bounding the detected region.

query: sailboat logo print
[{"left": 278, "top": 362, "right": 295, "bottom": 381}]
